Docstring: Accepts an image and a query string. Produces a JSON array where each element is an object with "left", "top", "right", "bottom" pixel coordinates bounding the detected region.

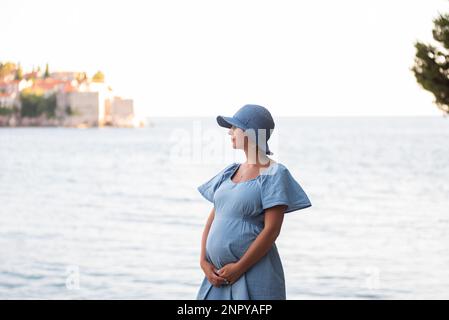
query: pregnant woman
[{"left": 196, "top": 104, "right": 312, "bottom": 300}]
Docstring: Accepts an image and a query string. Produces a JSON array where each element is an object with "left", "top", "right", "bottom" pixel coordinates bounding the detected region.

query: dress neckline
[{"left": 229, "top": 161, "right": 277, "bottom": 185}]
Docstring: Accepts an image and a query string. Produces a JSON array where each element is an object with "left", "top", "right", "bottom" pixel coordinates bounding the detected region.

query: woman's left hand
[{"left": 216, "top": 262, "right": 245, "bottom": 285}]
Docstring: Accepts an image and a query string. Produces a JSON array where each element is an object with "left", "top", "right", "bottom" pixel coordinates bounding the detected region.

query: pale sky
[{"left": 2, "top": 0, "right": 449, "bottom": 117}]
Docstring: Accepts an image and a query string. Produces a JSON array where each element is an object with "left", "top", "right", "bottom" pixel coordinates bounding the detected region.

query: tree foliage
[
  {"left": 20, "top": 92, "right": 57, "bottom": 118},
  {"left": 413, "top": 13, "right": 449, "bottom": 114}
]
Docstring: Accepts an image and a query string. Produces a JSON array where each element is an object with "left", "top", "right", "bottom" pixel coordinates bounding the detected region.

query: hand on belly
[{"left": 206, "top": 219, "right": 257, "bottom": 269}]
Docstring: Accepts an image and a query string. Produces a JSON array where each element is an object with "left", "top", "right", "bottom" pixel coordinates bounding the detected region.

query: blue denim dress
[{"left": 196, "top": 162, "right": 312, "bottom": 300}]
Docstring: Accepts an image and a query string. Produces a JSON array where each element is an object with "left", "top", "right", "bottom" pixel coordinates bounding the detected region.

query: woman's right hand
[{"left": 200, "top": 260, "right": 227, "bottom": 287}]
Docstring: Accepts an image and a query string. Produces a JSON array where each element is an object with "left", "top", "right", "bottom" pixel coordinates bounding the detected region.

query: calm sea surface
[{"left": 1, "top": 116, "right": 448, "bottom": 299}]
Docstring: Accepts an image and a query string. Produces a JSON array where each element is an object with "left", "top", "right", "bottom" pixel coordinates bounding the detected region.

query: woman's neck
[{"left": 243, "top": 146, "right": 271, "bottom": 167}]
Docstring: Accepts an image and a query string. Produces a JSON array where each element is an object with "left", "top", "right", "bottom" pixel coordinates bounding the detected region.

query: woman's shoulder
[
  {"left": 225, "top": 162, "right": 239, "bottom": 171},
  {"left": 260, "top": 161, "right": 288, "bottom": 178},
  {"left": 218, "top": 162, "right": 239, "bottom": 177},
  {"left": 258, "top": 161, "right": 305, "bottom": 189},
  {"left": 258, "top": 161, "right": 312, "bottom": 213}
]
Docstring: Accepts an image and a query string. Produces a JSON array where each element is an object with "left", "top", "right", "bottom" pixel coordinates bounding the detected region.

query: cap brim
[
  {"left": 216, "top": 115, "right": 247, "bottom": 130},
  {"left": 217, "top": 115, "right": 273, "bottom": 155}
]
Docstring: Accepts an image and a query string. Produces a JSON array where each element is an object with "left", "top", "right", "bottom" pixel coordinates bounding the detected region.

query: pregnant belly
[{"left": 205, "top": 218, "right": 260, "bottom": 269}]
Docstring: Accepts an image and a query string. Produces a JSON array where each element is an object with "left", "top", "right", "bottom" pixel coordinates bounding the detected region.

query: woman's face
[{"left": 228, "top": 125, "right": 248, "bottom": 151}]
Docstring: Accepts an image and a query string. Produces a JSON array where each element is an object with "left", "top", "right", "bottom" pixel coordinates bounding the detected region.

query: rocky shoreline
[{"left": 0, "top": 115, "right": 139, "bottom": 128}]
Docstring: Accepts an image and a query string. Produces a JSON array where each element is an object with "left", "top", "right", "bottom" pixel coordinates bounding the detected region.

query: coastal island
[{"left": 0, "top": 61, "right": 143, "bottom": 128}]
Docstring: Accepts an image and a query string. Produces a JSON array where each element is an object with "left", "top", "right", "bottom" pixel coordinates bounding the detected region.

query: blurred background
[{"left": 1, "top": 0, "right": 449, "bottom": 299}]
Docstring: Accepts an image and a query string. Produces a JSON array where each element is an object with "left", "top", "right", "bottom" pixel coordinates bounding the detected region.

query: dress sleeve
[
  {"left": 260, "top": 166, "right": 312, "bottom": 214},
  {"left": 197, "top": 163, "right": 236, "bottom": 203}
]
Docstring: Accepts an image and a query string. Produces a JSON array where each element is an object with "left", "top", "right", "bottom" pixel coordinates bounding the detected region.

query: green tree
[
  {"left": 15, "top": 62, "right": 23, "bottom": 80},
  {"left": 20, "top": 92, "right": 57, "bottom": 118},
  {"left": 44, "top": 63, "right": 50, "bottom": 78},
  {"left": 0, "top": 106, "right": 15, "bottom": 115},
  {"left": 92, "top": 70, "right": 105, "bottom": 82},
  {"left": 412, "top": 12, "right": 449, "bottom": 114}
]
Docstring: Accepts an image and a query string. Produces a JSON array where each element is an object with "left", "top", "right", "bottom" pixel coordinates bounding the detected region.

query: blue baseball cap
[{"left": 216, "top": 104, "right": 275, "bottom": 155}]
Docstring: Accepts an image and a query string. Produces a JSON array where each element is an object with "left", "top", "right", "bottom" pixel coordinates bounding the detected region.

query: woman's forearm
[
  {"left": 236, "top": 227, "right": 279, "bottom": 273},
  {"left": 200, "top": 208, "right": 215, "bottom": 264}
]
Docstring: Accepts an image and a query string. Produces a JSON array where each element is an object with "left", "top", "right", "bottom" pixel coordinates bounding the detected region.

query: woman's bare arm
[
  {"left": 237, "top": 205, "right": 285, "bottom": 271},
  {"left": 200, "top": 207, "right": 215, "bottom": 264}
]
